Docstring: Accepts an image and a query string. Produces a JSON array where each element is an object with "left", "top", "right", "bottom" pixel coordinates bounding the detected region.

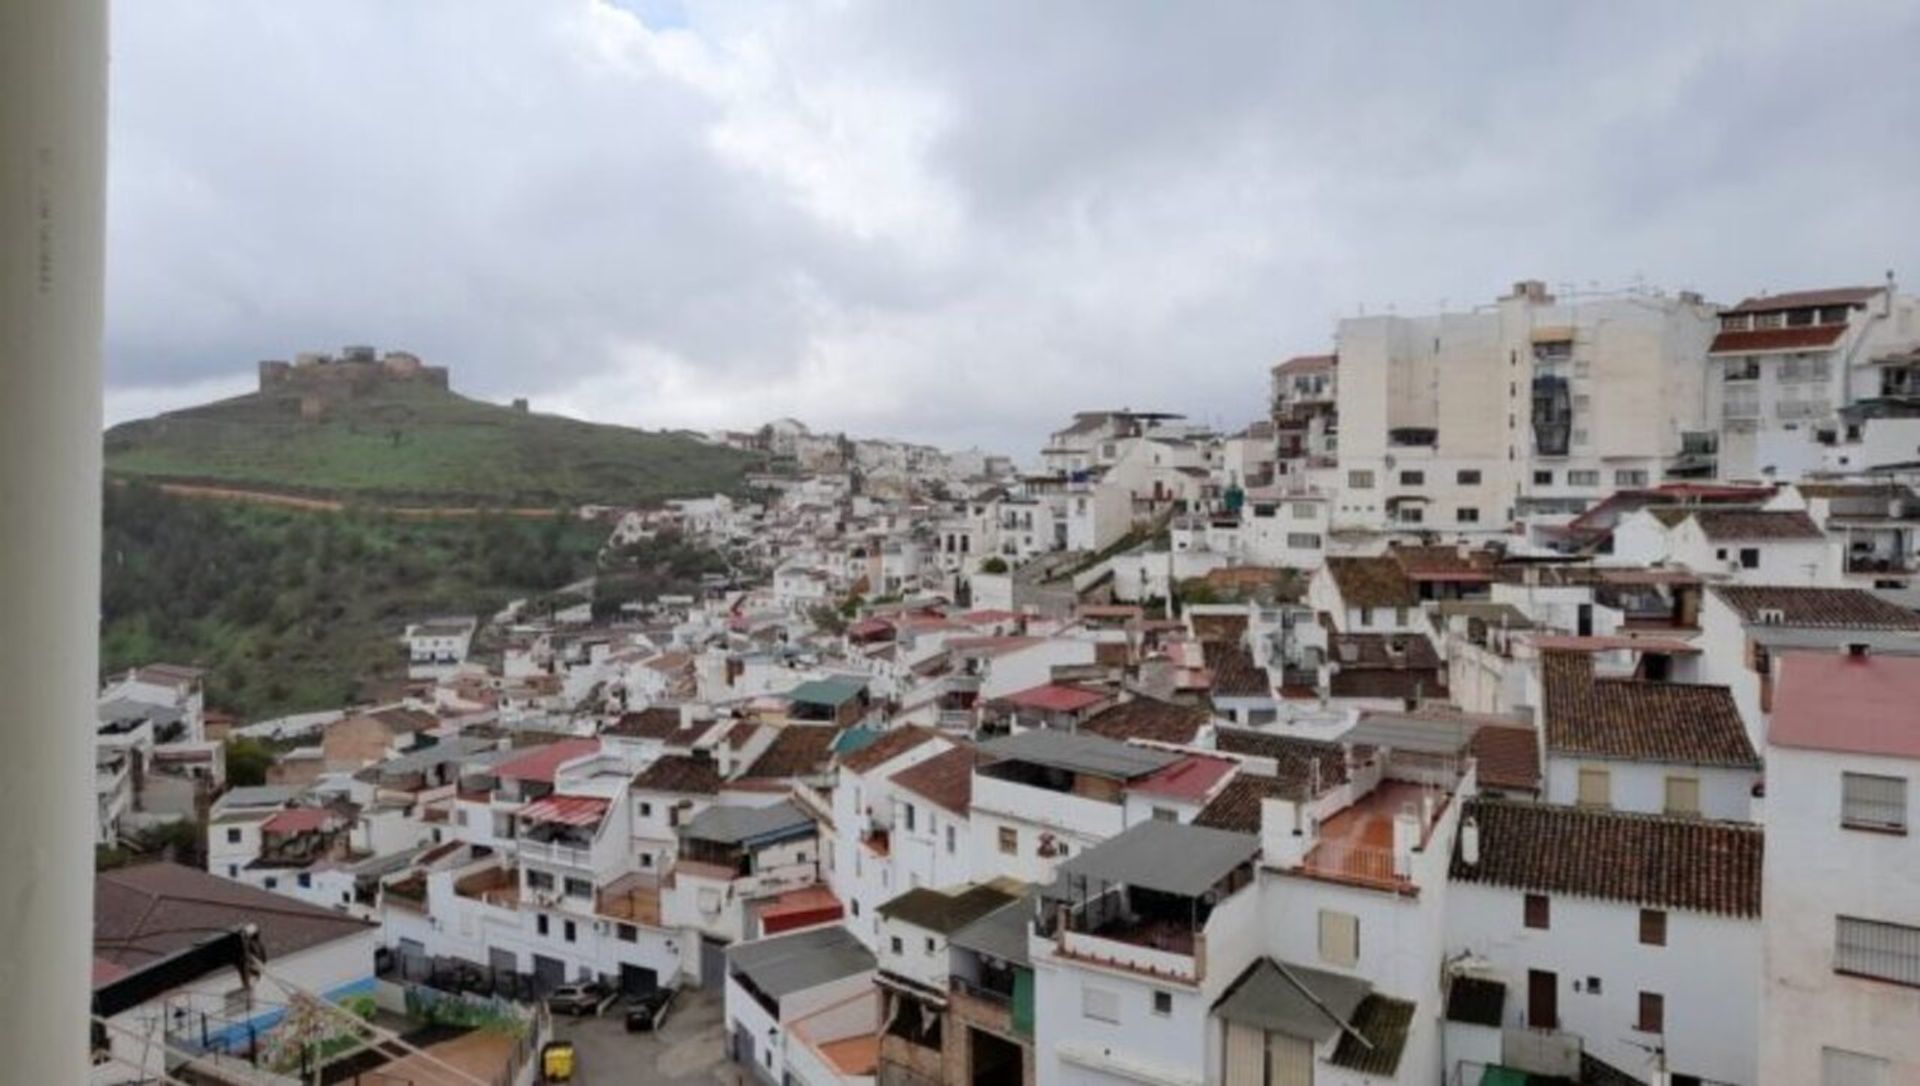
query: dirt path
[{"left": 134, "top": 479, "right": 564, "bottom": 518}]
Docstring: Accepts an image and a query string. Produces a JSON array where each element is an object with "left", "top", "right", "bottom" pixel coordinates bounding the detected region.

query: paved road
[{"left": 547, "top": 987, "right": 744, "bottom": 1085}]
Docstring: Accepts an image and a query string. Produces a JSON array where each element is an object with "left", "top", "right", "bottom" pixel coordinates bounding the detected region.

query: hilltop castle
[{"left": 257, "top": 345, "right": 449, "bottom": 418}]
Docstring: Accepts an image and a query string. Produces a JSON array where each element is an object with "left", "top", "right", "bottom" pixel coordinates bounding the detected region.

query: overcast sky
[{"left": 104, "top": 0, "right": 1920, "bottom": 452}]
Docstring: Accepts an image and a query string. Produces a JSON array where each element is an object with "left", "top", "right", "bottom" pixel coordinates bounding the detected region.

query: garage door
[
  {"left": 620, "top": 964, "right": 658, "bottom": 997},
  {"left": 532, "top": 954, "right": 566, "bottom": 995},
  {"left": 701, "top": 937, "right": 728, "bottom": 990}
]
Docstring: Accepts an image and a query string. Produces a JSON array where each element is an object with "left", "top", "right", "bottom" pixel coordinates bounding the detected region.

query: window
[
  {"left": 1842, "top": 773, "right": 1907, "bottom": 832},
  {"left": 1456, "top": 507, "right": 1480, "bottom": 524},
  {"left": 536, "top": 914, "right": 549, "bottom": 936},
  {"left": 945, "top": 825, "right": 957, "bottom": 853},
  {"left": 890, "top": 936, "right": 903, "bottom": 955},
  {"left": 1836, "top": 917, "right": 1920, "bottom": 986},
  {"left": 297, "top": 872, "right": 312, "bottom": 889},
  {"left": 1739, "top": 547, "right": 1760, "bottom": 570},
  {"left": 527, "top": 870, "right": 554, "bottom": 891},
  {"left": 1456, "top": 469, "right": 1482, "bottom": 485},
  {"left": 1524, "top": 894, "right": 1550, "bottom": 930},
  {"left": 1151, "top": 990, "right": 1173, "bottom": 1016},
  {"left": 1152, "top": 806, "right": 1177, "bottom": 823},
  {"left": 1822, "top": 1047, "right": 1891, "bottom": 1086},
  {"left": 613, "top": 922, "right": 637, "bottom": 943},
  {"left": 263, "top": 877, "right": 277, "bottom": 889},
  {"left": 1664, "top": 776, "right": 1701, "bottom": 817},
  {"left": 564, "top": 877, "right": 592, "bottom": 899},
  {"left": 925, "top": 937, "right": 936, "bottom": 954},
  {"left": 1291, "top": 502, "right": 1317, "bottom": 520},
  {"left": 1397, "top": 506, "right": 1424, "bottom": 525},
  {"left": 1533, "top": 470, "right": 1554, "bottom": 486},
  {"left": 1399, "top": 470, "right": 1425, "bottom": 486},
  {"left": 1348, "top": 470, "right": 1375, "bottom": 489},
  {"left": 225, "top": 827, "right": 242, "bottom": 844},
  {"left": 639, "top": 802, "right": 651, "bottom": 817},
  {"left": 1286, "top": 532, "right": 1322, "bottom": 549},
  {"left": 1567, "top": 470, "right": 1599, "bottom": 487},
  {"left": 998, "top": 827, "right": 1017, "bottom": 855},
  {"left": 1616, "top": 469, "right": 1649, "bottom": 487},
  {"left": 1585, "top": 976, "right": 1603, "bottom": 995},
  {"left": 903, "top": 803, "right": 916, "bottom": 832},
  {"left": 1577, "top": 766, "right": 1612, "bottom": 808},
  {"left": 1082, "top": 984, "right": 1120, "bottom": 1024},
  {"left": 563, "top": 920, "right": 576, "bottom": 943},
  {"left": 1637, "top": 991, "right": 1663, "bottom": 1033},
  {"left": 1640, "top": 909, "right": 1667, "bottom": 947},
  {"left": 1319, "top": 910, "right": 1360, "bottom": 967}
]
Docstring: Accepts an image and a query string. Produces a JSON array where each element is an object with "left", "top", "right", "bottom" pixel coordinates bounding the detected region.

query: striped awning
[{"left": 517, "top": 794, "right": 609, "bottom": 827}]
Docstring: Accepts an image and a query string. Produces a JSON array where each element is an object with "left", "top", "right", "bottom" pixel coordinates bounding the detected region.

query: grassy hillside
[
  {"left": 105, "top": 380, "right": 756, "bottom": 506},
  {"left": 101, "top": 482, "right": 608, "bottom": 718}
]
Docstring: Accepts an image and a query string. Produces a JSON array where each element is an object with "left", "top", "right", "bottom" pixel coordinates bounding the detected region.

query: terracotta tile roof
[
  {"left": 1193, "top": 774, "right": 1294, "bottom": 834},
  {"left": 888, "top": 744, "right": 977, "bottom": 815},
  {"left": 631, "top": 753, "right": 722, "bottom": 795},
  {"left": 1709, "top": 325, "right": 1847, "bottom": 353},
  {"left": 1469, "top": 725, "right": 1541, "bottom": 795},
  {"left": 1213, "top": 729, "right": 1350, "bottom": 793},
  {"left": 1541, "top": 652, "right": 1758, "bottom": 767},
  {"left": 95, "top": 862, "right": 373, "bottom": 972},
  {"left": 606, "top": 707, "right": 688, "bottom": 741},
  {"left": 997, "top": 684, "right": 1109, "bottom": 714},
  {"left": 1711, "top": 585, "right": 1920, "bottom": 630},
  {"left": 494, "top": 738, "right": 599, "bottom": 783},
  {"left": 1690, "top": 508, "right": 1823, "bottom": 541},
  {"left": 1451, "top": 798, "right": 1762, "bottom": 917},
  {"left": 1078, "top": 697, "right": 1209, "bottom": 745},
  {"left": 741, "top": 725, "right": 842, "bottom": 780},
  {"left": 1389, "top": 545, "right": 1496, "bottom": 582},
  {"left": 1130, "top": 754, "right": 1237, "bottom": 802},
  {"left": 837, "top": 725, "right": 942, "bottom": 774},
  {"left": 1273, "top": 353, "right": 1337, "bottom": 375},
  {"left": 1206, "top": 642, "right": 1271, "bottom": 699},
  {"left": 1794, "top": 482, "right": 1918, "bottom": 500},
  {"left": 1324, "top": 557, "right": 1418, "bottom": 609},
  {"left": 1723, "top": 286, "right": 1881, "bottom": 314},
  {"left": 1191, "top": 613, "right": 1249, "bottom": 644},
  {"left": 1327, "top": 633, "right": 1445, "bottom": 700}
]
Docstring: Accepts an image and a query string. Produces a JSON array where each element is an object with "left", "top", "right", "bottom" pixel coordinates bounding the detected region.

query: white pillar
[{"left": 0, "top": 0, "right": 109, "bottom": 1079}]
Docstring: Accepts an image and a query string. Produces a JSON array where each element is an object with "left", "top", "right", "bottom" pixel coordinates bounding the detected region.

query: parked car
[
  {"left": 545, "top": 982, "right": 611, "bottom": 1017},
  {"left": 623, "top": 987, "right": 675, "bottom": 1032}
]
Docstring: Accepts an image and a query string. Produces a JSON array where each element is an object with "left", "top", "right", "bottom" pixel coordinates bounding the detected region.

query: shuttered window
[
  {"left": 1319, "top": 909, "right": 1359, "bottom": 967},
  {"left": 1821, "top": 1047, "right": 1890, "bottom": 1086},
  {"left": 1664, "top": 776, "right": 1701, "bottom": 817},
  {"left": 1640, "top": 909, "right": 1667, "bottom": 947},
  {"left": 1841, "top": 773, "right": 1907, "bottom": 833},
  {"left": 1637, "top": 991, "right": 1663, "bottom": 1033},
  {"left": 1222, "top": 1021, "right": 1265, "bottom": 1086},
  {"left": 1082, "top": 983, "right": 1120, "bottom": 1023},
  {"left": 1577, "top": 767, "right": 1611, "bottom": 808},
  {"left": 1835, "top": 917, "right": 1920, "bottom": 987},
  {"left": 1525, "top": 894, "right": 1550, "bottom": 930}
]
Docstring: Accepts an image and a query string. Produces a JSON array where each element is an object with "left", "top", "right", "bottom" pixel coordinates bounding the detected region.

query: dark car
[
  {"left": 545, "top": 982, "right": 611, "bottom": 1017},
  {"left": 623, "top": 987, "right": 675, "bottom": 1032}
]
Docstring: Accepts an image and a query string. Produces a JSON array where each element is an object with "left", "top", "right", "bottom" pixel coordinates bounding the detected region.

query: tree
[
  {"left": 225, "top": 737, "right": 275, "bottom": 787},
  {"left": 979, "top": 556, "right": 1009, "bottom": 574}
]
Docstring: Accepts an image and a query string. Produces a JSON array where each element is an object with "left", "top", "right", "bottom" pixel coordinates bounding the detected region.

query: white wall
[{"left": 1542, "top": 757, "right": 1756, "bottom": 822}]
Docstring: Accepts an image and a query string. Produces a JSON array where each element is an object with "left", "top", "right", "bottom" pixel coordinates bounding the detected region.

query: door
[
  {"left": 488, "top": 948, "right": 518, "bottom": 994},
  {"left": 700, "top": 936, "right": 728, "bottom": 990},
  {"left": 1528, "top": 969, "right": 1558, "bottom": 1030},
  {"left": 1269, "top": 1032, "right": 1314, "bottom": 1086},
  {"left": 532, "top": 954, "right": 566, "bottom": 995},
  {"left": 397, "top": 938, "right": 427, "bottom": 981},
  {"left": 620, "top": 964, "right": 658, "bottom": 998}
]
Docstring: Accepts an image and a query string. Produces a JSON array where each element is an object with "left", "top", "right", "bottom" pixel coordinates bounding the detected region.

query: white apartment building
[
  {"left": 1761, "top": 651, "right": 1920, "bottom": 1086},
  {"left": 1334, "top": 281, "right": 1717, "bottom": 533},
  {"left": 1705, "top": 284, "right": 1920, "bottom": 481}
]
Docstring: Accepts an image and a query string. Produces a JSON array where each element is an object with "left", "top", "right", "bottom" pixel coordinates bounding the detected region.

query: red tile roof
[
  {"left": 261, "top": 807, "right": 342, "bottom": 834},
  {"left": 1540, "top": 652, "right": 1758, "bottom": 767},
  {"left": 1708, "top": 325, "right": 1846, "bottom": 354},
  {"left": 1206, "top": 642, "right": 1271, "bottom": 699},
  {"left": 998, "top": 684, "right": 1109, "bottom": 714},
  {"left": 494, "top": 738, "right": 599, "bottom": 783},
  {"left": 1451, "top": 798, "right": 1762, "bottom": 917},
  {"left": 1078, "top": 697, "right": 1209, "bottom": 745},
  {"left": 1690, "top": 508, "right": 1823, "bottom": 541},
  {"left": 1273, "top": 353, "right": 1337, "bottom": 375},
  {"left": 1192, "top": 774, "right": 1295, "bottom": 834},
  {"left": 1191, "top": 613, "right": 1250, "bottom": 643},
  {"left": 1213, "top": 729, "right": 1350, "bottom": 795},
  {"left": 740, "top": 725, "right": 841, "bottom": 780},
  {"left": 517, "top": 794, "right": 610, "bottom": 827},
  {"left": 838, "top": 726, "right": 944, "bottom": 774},
  {"left": 888, "top": 744, "right": 977, "bottom": 815},
  {"left": 95, "top": 862, "right": 373, "bottom": 973},
  {"left": 631, "top": 753, "right": 723, "bottom": 795},
  {"left": 1770, "top": 652, "right": 1920, "bottom": 759},
  {"left": 1325, "top": 557, "right": 1419, "bottom": 609},
  {"left": 606, "top": 707, "right": 690, "bottom": 741},
  {"left": 1723, "top": 287, "right": 1880, "bottom": 315},
  {"left": 1470, "top": 725, "right": 1542, "bottom": 795},
  {"left": 1710, "top": 585, "right": 1920, "bottom": 630},
  {"left": 1130, "top": 754, "right": 1237, "bottom": 801}
]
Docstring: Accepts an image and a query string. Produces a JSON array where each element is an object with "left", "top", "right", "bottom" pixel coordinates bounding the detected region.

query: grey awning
[
  {"left": 1212, "top": 958, "right": 1371, "bottom": 1043},
  {"left": 979, "top": 729, "right": 1182, "bottom": 780},
  {"left": 1050, "top": 820, "right": 1258, "bottom": 899},
  {"left": 727, "top": 924, "right": 875, "bottom": 998},
  {"left": 950, "top": 897, "right": 1035, "bottom": 968}
]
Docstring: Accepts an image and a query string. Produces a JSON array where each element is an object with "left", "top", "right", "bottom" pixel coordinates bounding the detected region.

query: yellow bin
[{"left": 541, "top": 1039, "right": 576, "bottom": 1083}]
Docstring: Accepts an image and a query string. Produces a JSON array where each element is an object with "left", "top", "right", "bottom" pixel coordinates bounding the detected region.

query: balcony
[
  {"left": 454, "top": 865, "right": 520, "bottom": 911},
  {"left": 597, "top": 872, "right": 662, "bottom": 926},
  {"left": 1846, "top": 554, "right": 1916, "bottom": 575}
]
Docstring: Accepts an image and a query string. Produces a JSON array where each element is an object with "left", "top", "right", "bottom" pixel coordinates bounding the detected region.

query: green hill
[{"left": 105, "top": 380, "right": 757, "bottom": 507}]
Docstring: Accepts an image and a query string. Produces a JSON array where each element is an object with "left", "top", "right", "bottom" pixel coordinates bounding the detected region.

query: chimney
[
  {"left": 1460, "top": 816, "right": 1481, "bottom": 866},
  {"left": 678, "top": 703, "right": 698, "bottom": 731}
]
